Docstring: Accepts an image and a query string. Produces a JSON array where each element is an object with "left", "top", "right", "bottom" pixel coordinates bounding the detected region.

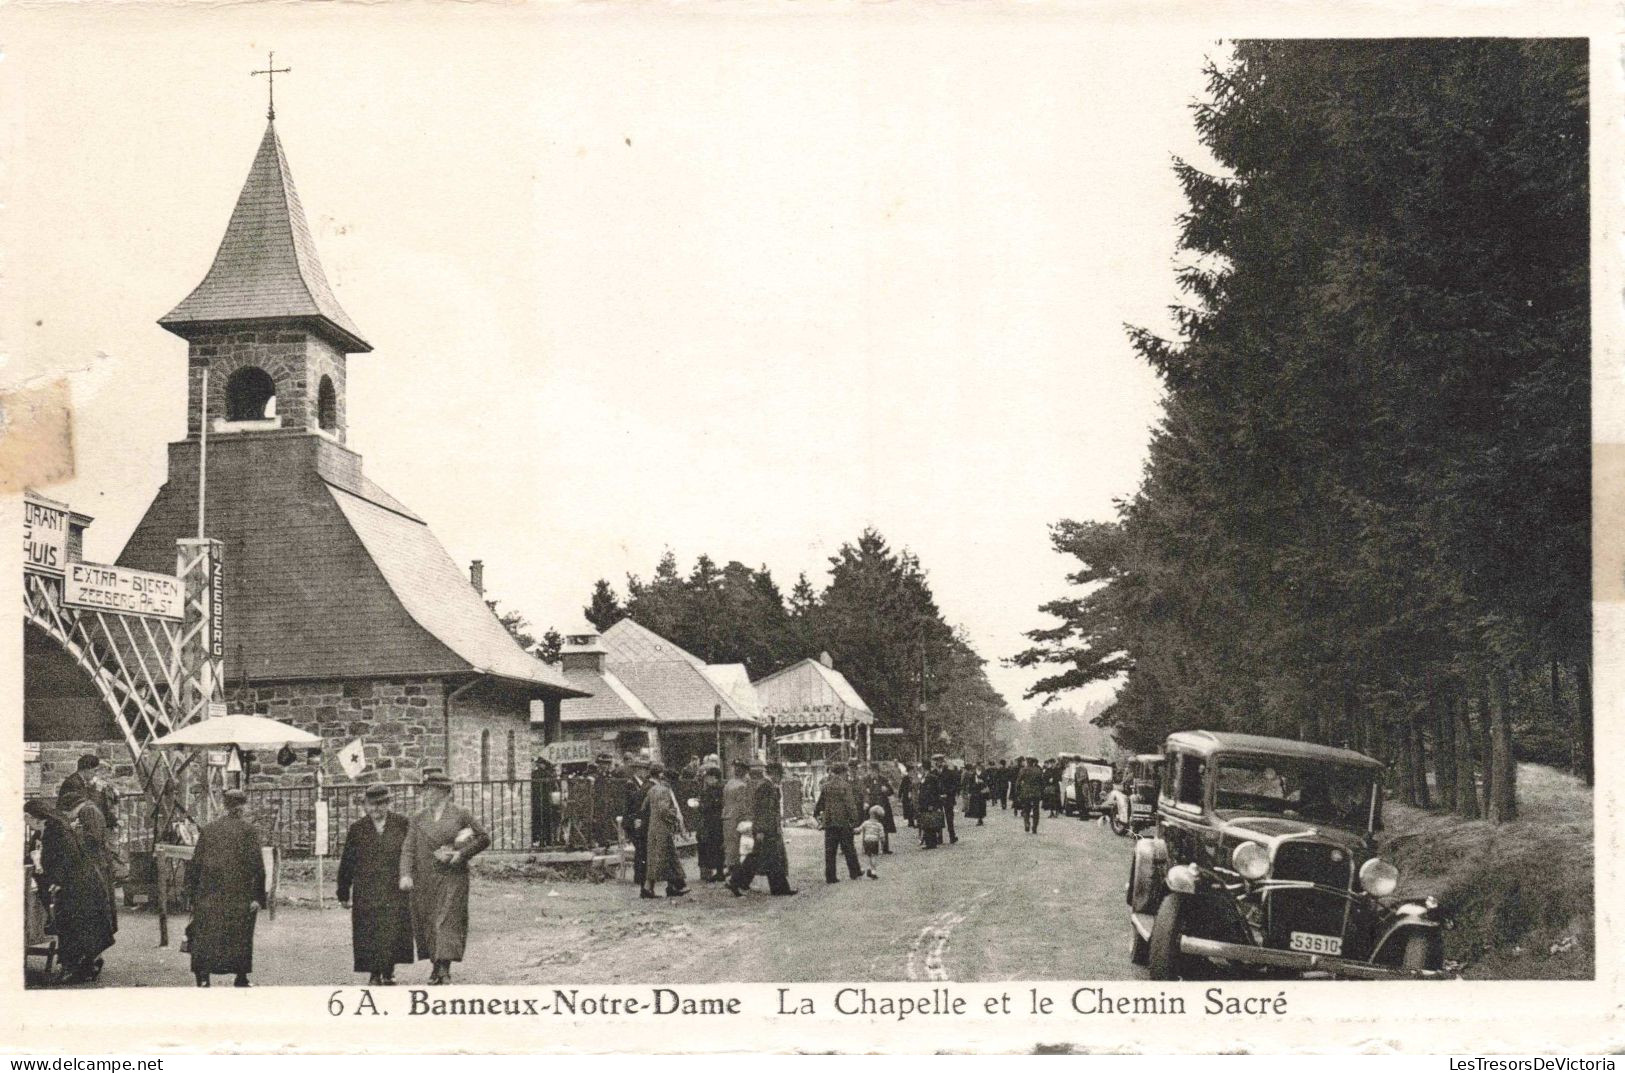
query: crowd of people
[{"left": 26, "top": 748, "right": 1096, "bottom": 989}]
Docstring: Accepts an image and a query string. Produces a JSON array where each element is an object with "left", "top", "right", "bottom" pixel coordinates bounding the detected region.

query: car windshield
[{"left": 1213, "top": 757, "right": 1375, "bottom": 829}]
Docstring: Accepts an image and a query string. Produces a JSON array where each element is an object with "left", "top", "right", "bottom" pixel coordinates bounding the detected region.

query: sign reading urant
[
  {"left": 23, "top": 497, "right": 69, "bottom": 576},
  {"left": 63, "top": 561, "right": 184, "bottom": 621}
]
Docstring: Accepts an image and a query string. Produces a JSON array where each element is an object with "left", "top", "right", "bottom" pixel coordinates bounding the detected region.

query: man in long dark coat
[
  {"left": 337, "top": 784, "right": 415, "bottom": 985},
  {"left": 728, "top": 761, "right": 796, "bottom": 896},
  {"left": 917, "top": 763, "right": 945, "bottom": 849},
  {"left": 623, "top": 756, "right": 654, "bottom": 885},
  {"left": 185, "top": 788, "right": 266, "bottom": 987},
  {"left": 933, "top": 755, "right": 961, "bottom": 845},
  {"left": 695, "top": 765, "right": 726, "bottom": 882}
]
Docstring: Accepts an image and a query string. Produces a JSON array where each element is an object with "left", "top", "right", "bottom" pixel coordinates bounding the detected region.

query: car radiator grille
[
  {"left": 1272, "top": 840, "right": 1353, "bottom": 888},
  {"left": 1265, "top": 887, "right": 1349, "bottom": 949}
]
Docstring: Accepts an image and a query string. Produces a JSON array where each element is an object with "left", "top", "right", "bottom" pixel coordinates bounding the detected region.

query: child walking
[{"left": 860, "top": 806, "right": 886, "bottom": 879}]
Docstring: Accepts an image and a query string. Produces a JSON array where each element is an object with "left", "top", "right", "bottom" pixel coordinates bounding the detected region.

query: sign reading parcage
[
  {"left": 63, "top": 561, "right": 184, "bottom": 620},
  {"left": 543, "top": 740, "right": 596, "bottom": 764}
]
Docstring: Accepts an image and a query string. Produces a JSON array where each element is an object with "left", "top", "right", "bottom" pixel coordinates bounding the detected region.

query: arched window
[
  {"left": 224, "top": 366, "right": 277, "bottom": 421},
  {"left": 317, "top": 375, "right": 337, "bottom": 431},
  {"left": 480, "top": 729, "right": 491, "bottom": 781},
  {"left": 506, "top": 731, "right": 516, "bottom": 780}
]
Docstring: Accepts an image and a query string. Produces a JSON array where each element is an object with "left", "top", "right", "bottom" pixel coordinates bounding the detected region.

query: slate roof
[
  {"left": 600, "top": 618, "right": 705, "bottom": 667},
  {"left": 554, "top": 667, "right": 656, "bottom": 726},
  {"left": 329, "top": 483, "right": 582, "bottom": 692},
  {"left": 160, "top": 121, "right": 370, "bottom": 353},
  {"left": 753, "top": 658, "right": 875, "bottom": 726}
]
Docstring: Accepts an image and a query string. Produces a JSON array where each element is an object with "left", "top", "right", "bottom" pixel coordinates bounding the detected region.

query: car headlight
[
  {"left": 1359, "top": 857, "right": 1398, "bottom": 897},
  {"left": 1231, "top": 841, "right": 1270, "bottom": 881}
]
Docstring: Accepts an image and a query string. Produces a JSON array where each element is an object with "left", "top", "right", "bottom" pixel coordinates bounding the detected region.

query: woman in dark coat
[
  {"left": 642, "top": 766, "right": 689, "bottom": 898},
  {"left": 337, "top": 784, "right": 415, "bottom": 985},
  {"left": 899, "top": 767, "right": 917, "bottom": 828},
  {"left": 965, "top": 765, "right": 989, "bottom": 824},
  {"left": 1042, "top": 761, "right": 1064, "bottom": 817},
  {"left": 860, "top": 765, "right": 897, "bottom": 853},
  {"left": 185, "top": 789, "right": 267, "bottom": 987},
  {"left": 695, "top": 766, "right": 726, "bottom": 882},
  {"left": 25, "top": 799, "right": 116, "bottom": 983}
]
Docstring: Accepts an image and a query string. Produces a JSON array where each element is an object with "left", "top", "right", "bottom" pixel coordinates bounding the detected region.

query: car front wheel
[
  {"left": 1148, "top": 892, "right": 1194, "bottom": 980},
  {"left": 1130, "top": 925, "right": 1150, "bottom": 966}
]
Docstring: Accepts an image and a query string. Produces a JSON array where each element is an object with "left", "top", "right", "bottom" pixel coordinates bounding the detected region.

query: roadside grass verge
[{"left": 1381, "top": 763, "right": 1593, "bottom": 979}]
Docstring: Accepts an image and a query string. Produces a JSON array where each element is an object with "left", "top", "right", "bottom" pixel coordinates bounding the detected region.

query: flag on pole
[{"left": 338, "top": 738, "right": 367, "bottom": 779}]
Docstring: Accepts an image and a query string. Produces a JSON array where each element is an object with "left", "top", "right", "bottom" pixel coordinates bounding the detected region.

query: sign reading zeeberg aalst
[{"left": 63, "top": 561, "right": 184, "bottom": 621}]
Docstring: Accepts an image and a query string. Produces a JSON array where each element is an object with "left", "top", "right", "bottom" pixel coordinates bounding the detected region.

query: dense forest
[
  {"left": 565, "top": 529, "right": 1015, "bottom": 759},
  {"left": 1015, "top": 40, "right": 1590, "bottom": 822}
]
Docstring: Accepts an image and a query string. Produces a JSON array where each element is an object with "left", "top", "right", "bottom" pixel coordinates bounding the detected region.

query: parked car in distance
[
  {"left": 1105, "top": 754, "right": 1165, "bottom": 837},
  {"left": 1126, "top": 730, "right": 1449, "bottom": 980},
  {"left": 1061, "top": 758, "right": 1115, "bottom": 817}
]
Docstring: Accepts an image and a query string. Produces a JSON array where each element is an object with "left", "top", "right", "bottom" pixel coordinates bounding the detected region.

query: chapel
[{"left": 116, "top": 116, "right": 585, "bottom": 786}]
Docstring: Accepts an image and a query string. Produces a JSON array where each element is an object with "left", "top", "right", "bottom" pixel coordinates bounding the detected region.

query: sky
[{"left": 2, "top": 5, "right": 1233, "bottom": 718}]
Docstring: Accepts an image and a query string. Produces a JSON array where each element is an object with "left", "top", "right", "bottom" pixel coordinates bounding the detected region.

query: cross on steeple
[{"left": 251, "top": 51, "right": 291, "bottom": 121}]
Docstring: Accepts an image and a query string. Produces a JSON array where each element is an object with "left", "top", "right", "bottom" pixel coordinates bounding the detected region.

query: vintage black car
[
  {"left": 1106, "top": 754, "right": 1164, "bottom": 837},
  {"left": 1126, "top": 731, "right": 1448, "bottom": 980}
]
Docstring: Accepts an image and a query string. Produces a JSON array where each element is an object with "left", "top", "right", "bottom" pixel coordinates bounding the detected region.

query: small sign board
[
  {"left": 207, "top": 749, "right": 229, "bottom": 767},
  {"left": 872, "top": 727, "right": 906, "bottom": 736},
  {"left": 313, "top": 801, "right": 329, "bottom": 856},
  {"left": 23, "top": 497, "right": 69, "bottom": 577},
  {"left": 208, "top": 701, "right": 228, "bottom": 720},
  {"left": 225, "top": 747, "right": 243, "bottom": 773},
  {"left": 543, "top": 740, "right": 597, "bottom": 765},
  {"left": 63, "top": 562, "right": 183, "bottom": 621}
]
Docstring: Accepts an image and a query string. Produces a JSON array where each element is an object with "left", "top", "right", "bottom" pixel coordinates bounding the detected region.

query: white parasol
[{"left": 147, "top": 713, "right": 322, "bottom": 750}]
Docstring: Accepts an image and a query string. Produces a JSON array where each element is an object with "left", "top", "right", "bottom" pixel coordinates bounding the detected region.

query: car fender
[
  {"left": 1129, "top": 836, "right": 1170, "bottom": 913},
  {"left": 1370, "top": 914, "right": 1443, "bottom": 964}
]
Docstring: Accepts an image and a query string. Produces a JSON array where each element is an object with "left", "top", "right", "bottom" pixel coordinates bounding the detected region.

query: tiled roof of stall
[{"left": 753, "top": 658, "right": 875, "bottom": 725}]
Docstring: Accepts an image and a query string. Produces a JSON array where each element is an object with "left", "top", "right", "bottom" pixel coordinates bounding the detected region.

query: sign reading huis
[
  {"left": 23, "top": 497, "right": 69, "bottom": 576},
  {"left": 63, "top": 562, "right": 183, "bottom": 621}
]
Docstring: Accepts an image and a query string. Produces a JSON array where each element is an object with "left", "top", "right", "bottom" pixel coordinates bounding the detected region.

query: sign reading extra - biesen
[
  {"left": 23, "top": 496, "right": 68, "bottom": 576},
  {"left": 63, "top": 561, "right": 184, "bottom": 621}
]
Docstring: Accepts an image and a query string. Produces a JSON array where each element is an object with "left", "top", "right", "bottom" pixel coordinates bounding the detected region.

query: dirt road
[{"left": 54, "top": 803, "right": 1141, "bottom": 987}]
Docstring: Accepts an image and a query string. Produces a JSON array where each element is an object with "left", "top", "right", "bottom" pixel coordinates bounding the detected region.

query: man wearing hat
[
  {"left": 622, "top": 755, "right": 654, "bottom": 886},
  {"left": 727, "top": 761, "right": 796, "bottom": 897},
  {"left": 185, "top": 787, "right": 267, "bottom": 987},
  {"left": 813, "top": 761, "right": 864, "bottom": 884},
  {"left": 59, "top": 754, "right": 120, "bottom": 846},
  {"left": 337, "top": 783, "right": 415, "bottom": 985},
  {"left": 933, "top": 755, "right": 961, "bottom": 845},
  {"left": 400, "top": 770, "right": 490, "bottom": 985},
  {"left": 589, "top": 753, "right": 620, "bottom": 850},
  {"left": 720, "top": 760, "right": 753, "bottom": 873}
]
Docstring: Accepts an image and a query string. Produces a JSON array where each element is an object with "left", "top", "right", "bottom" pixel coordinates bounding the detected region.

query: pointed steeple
[{"left": 161, "top": 121, "right": 370, "bottom": 353}]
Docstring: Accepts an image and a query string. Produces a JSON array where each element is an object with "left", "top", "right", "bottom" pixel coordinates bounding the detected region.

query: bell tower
[{"left": 158, "top": 119, "right": 370, "bottom": 444}]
